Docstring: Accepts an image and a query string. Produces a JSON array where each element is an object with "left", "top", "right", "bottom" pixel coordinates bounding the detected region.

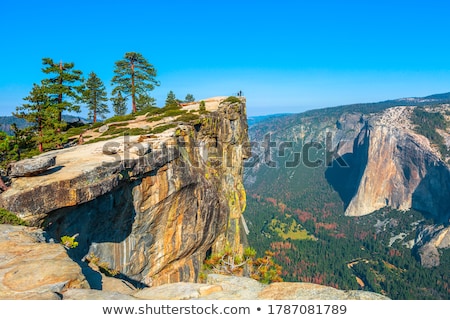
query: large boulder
[
  {"left": 8, "top": 155, "right": 56, "bottom": 177},
  {"left": 0, "top": 225, "right": 89, "bottom": 299}
]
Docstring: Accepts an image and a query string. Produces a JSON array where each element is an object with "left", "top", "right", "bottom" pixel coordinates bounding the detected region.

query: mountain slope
[{"left": 244, "top": 93, "right": 450, "bottom": 299}]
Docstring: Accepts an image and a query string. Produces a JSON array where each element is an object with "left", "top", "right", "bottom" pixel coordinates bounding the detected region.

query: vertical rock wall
[{"left": 41, "top": 98, "right": 250, "bottom": 286}]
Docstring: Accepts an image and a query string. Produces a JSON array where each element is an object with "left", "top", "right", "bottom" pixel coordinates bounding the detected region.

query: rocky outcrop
[
  {"left": 327, "top": 107, "right": 450, "bottom": 222},
  {"left": 0, "top": 97, "right": 249, "bottom": 287},
  {"left": 131, "top": 274, "right": 388, "bottom": 300},
  {"left": 0, "top": 226, "right": 388, "bottom": 300},
  {"left": 413, "top": 225, "right": 450, "bottom": 267},
  {"left": 0, "top": 225, "right": 88, "bottom": 299}
]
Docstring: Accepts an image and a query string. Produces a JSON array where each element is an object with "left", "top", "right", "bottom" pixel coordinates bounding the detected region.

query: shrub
[
  {"left": 0, "top": 208, "right": 28, "bottom": 226},
  {"left": 221, "top": 96, "right": 241, "bottom": 104},
  {"left": 86, "top": 252, "right": 120, "bottom": 277},
  {"left": 151, "top": 124, "right": 177, "bottom": 134},
  {"left": 199, "top": 100, "right": 206, "bottom": 112},
  {"left": 104, "top": 114, "right": 136, "bottom": 124},
  {"left": 61, "top": 234, "right": 79, "bottom": 249},
  {"left": 203, "top": 246, "right": 283, "bottom": 284},
  {"left": 176, "top": 113, "right": 201, "bottom": 123}
]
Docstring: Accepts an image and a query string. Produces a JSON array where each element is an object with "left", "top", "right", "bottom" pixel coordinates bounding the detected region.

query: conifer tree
[
  {"left": 82, "top": 72, "right": 109, "bottom": 123},
  {"left": 165, "top": 90, "right": 179, "bottom": 109},
  {"left": 185, "top": 93, "right": 195, "bottom": 103},
  {"left": 111, "top": 52, "right": 159, "bottom": 113},
  {"left": 41, "top": 58, "right": 83, "bottom": 124},
  {"left": 111, "top": 92, "right": 127, "bottom": 116},
  {"left": 136, "top": 94, "right": 156, "bottom": 112},
  {"left": 14, "top": 83, "right": 61, "bottom": 152}
]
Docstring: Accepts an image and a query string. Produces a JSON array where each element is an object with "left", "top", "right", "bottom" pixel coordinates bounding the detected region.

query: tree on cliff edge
[
  {"left": 41, "top": 58, "right": 83, "bottom": 124},
  {"left": 111, "top": 52, "right": 159, "bottom": 114}
]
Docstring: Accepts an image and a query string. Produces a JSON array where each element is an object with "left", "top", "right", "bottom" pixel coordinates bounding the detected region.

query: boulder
[
  {"left": 0, "top": 225, "right": 89, "bottom": 299},
  {"left": 8, "top": 155, "right": 56, "bottom": 177},
  {"left": 98, "top": 125, "right": 109, "bottom": 133}
]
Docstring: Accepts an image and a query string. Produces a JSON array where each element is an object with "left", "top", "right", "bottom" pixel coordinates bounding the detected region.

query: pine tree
[
  {"left": 111, "top": 52, "right": 159, "bottom": 114},
  {"left": 82, "top": 72, "right": 109, "bottom": 123},
  {"left": 185, "top": 93, "right": 195, "bottom": 103},
  {"left": 14, "top": 83, "right": 61, "bottom": 152},
  {"left": 165, "top": 90, "right": 179, "bottom": 109},
  {"left": 41, "top": 58, "right": 83, "bottom": 124},
  {"left": 111, "top": 92, "right": 127, "bottom": 116},
  {"left": 136, "top": 94, "right": 157, "bottom": 112}
]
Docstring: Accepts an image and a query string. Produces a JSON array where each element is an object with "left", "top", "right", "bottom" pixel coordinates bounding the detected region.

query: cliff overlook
[{"left": 0, "top": 96, "right": 249, "bottom": 288}]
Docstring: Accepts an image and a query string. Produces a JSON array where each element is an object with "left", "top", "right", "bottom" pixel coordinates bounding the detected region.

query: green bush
[
  {"left": 61, "top": 235, "right": 79, "bottom": 249},
  {"left": 163, "top": 109, "right": 187, "bottom": 117},
  {"left": 104, "top": 114, "right": 136, "bottom": 124},
  {"left": 221, "top": 96, "right": 241, "bottom": 104},
  {"left": 151, "top": 124, "right": 177, "bottom": 134},
  {"left": 203, "top": 246, "right": 283, "bottom": 284},
  {"left": 0, "top": 208, "right": 28, "bottom": 226},
  {"left": 176, "top": 113, "right": 201, "bottom": 123},
  {"left": 199, "top": 100, "right": 206, "bottom": 112},
  {"left": 135, "top": 106, "right": 164, "bottom": 116},
  {"left": 65, "top": 125, "right": 89, "bottom": 136}
]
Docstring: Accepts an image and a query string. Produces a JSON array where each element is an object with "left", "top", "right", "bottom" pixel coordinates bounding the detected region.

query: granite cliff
[
  {"left": 246, "top": 103, "right": 450, "bottom": 270},
  {"left": 0, "top": 97, "right": 250, "bottom": 287}
]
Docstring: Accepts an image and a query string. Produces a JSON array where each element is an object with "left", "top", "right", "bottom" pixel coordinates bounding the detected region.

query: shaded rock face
[{"left": 0, "top": 98, "right": 249, "bottom": 287}]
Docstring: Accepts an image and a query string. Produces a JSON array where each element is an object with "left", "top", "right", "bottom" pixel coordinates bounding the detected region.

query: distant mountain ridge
[
  {"left": 0, "top": 115, "right": 89, "bottom": 135},
  {"left": 243, "top": 91, "right": 450, "bottom": 299}
]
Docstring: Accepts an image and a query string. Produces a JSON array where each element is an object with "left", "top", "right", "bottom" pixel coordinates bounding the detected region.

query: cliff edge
[{"left": 0, "top": 96, "right": 249, "bottom": 287}]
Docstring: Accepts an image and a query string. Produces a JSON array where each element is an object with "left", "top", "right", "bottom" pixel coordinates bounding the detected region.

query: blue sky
[{"left": 1, "top": 0, "right": 450, "bottom": 117}]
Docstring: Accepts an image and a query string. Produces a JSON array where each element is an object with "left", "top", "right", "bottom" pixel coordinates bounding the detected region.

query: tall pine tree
[
  {"left": 111, "top": 92, "right": 127, "bottom": 116},
  {"left": 14, "top": 83, "right": 61, "bottom": 153},
  {"left": 111, "top": 52, "right": 159, "bottom": 113},
  {"left": 41, "top": 58, "right": 83, "bottom": 124},
  {"left": 82, "top": 72, "right": 109, "bottom": 123}
]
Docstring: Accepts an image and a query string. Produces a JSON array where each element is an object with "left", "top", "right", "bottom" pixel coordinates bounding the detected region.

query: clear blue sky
[{"left": 1, "top": 0, "right": 450, "bottom": 117}]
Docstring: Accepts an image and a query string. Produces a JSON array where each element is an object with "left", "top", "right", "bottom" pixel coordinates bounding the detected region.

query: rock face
[
  {"left": 0, "top": 225, "right": 88, "bottom": 299},
  {"left": 0, "top": 228, "right": 388, "bottom": 301},
  {"left": 132, "top": 274, "right": 388, "bottom": 300},
  {"left": 414, "top": 224, "right": 450, "bottom": 267},
  {"left": 0, "top": 97, "right": 249, "bottom": 287},
  {"left": 325, "top": 107, "right": 450, "bottom": 223}
]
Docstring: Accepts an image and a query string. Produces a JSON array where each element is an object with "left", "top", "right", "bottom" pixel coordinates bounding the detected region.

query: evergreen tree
[
  {"left": 185, "top": 93, "right": 195, "bottom": 103},
  {"left": 165, "top": 90, "right": 179, "bottom": 109},
  {"left": 111, "top": 52, "right": 159, "bottom": 114},
  {"left": 82, "top": 72, "right": 109, "bottom": 123},
  {"left": 111, "top": 92, "right": 127, "bottom": 116},
  {"left": 41, "top": 58, "right": 83, "bottom": 124},
  {"left": 136, "top": 94, "right": 157, "bottom": 112},
  {"left": 14, "top": 83, "right": 61, "bottom": 152}
]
